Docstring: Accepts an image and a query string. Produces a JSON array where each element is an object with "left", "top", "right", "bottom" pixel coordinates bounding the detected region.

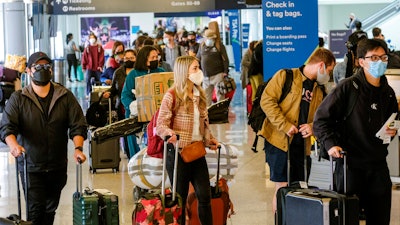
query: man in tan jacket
[{"left": 258, "top": 48, "right": 336, "bottom": 213}]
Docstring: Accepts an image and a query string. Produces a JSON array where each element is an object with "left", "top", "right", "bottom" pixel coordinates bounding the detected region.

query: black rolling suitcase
[
  {"left": 0, "top": 154, "right": 33, "bottom": 225},
  {"left": 73, "top": 160, "right": 119, "bottom": 225},
  {"left": 284, "top": 152, "right": 359, "bottom": 225},
  {"left": 88, "top": 97, "right": 120, "bottom": 173},
  {"left": 275, "top": 137, "right": 314, "bottom": 225}
]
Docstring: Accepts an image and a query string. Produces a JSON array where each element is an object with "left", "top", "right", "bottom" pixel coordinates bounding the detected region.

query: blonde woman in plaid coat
[{"left": 156, "top": 55, "right": 219, "bottom": 225}]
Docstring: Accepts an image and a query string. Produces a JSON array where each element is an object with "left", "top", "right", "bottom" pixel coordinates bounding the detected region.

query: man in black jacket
[
  {"left": 313, "top": 39, "right": 398, "bottom": 225},
  {"left": 0, "top": 52, "right": 87, "bottom": 225}
]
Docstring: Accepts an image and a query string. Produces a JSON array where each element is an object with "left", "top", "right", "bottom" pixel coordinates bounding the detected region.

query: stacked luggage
[
  {"left": 0, "top": 66, "right": 20, "bottom": 112},
  {"left": 86, "top": 90, "right": 120, "bottom": 173},
  {"left": 132, "top": 136, "right": 182, "bottom": 224}
]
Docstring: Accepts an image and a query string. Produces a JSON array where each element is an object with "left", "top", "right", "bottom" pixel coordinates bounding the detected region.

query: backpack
[
  {"left": 146, "top": 90, "right": 175, "bottom": 158},
  {"left": 247, "top": 69, "right": 293, "bottom": 133}
]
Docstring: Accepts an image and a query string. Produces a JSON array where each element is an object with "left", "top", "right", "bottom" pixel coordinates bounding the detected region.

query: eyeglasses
[
  {"left": 31, "top": 64, "right": 52, "bottom": 70},
  {"left": 364, "top": 55, "right": 389, "bottom": 62}
]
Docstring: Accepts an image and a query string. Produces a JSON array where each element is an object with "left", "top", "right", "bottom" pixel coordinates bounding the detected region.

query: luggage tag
[{"left": 299, "top": 181, "right": 308, "bottom": 189}]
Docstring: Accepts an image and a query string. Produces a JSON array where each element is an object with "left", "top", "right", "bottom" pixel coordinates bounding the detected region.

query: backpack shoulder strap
[
  {"left": 344, "top": 76, "right": 360, "bottom": 120},
  {"left": 178, "top": 46, "right": 182, "bottom": 57},
  {"left": 278, "top": 69, "right": 294, "bottom": 103}
]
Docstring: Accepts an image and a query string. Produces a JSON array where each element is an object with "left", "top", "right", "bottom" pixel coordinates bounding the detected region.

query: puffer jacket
[
  {"left": 258, "top": 68, "right": 325, "bottom": 155},
  {"left": 0, "top": 83, "right": 87, "bottom": 172}
]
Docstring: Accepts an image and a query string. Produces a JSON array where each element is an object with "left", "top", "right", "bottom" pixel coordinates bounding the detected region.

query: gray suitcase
[{"left": 89, "top": 97, "right": 121, "bottom": 173}]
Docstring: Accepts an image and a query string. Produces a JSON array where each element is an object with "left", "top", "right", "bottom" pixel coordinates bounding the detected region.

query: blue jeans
[
  {"left": 166, "top": 145, "right": 212, "bottom": 225},
  {"left": 85, "top": 70, "right": 101, "bottom": 95}
]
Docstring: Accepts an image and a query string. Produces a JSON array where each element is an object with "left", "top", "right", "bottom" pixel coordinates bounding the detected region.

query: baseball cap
[{"left": 27, "top": 52, "right": 52, "bottom": 68}]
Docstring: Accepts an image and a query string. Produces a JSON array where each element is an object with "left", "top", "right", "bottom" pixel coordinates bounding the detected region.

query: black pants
[
  {"left": 166, "top": 146, "right": 212, "bottom": 225},
  {"left": 67, "top": 54, "right": 78, "bottom": 80},
  {"left": 20, "top": 169, "right": 67, "bottom": 225},
  {"left": 335, "top": 160, "right": 392, "bottom": 225}
]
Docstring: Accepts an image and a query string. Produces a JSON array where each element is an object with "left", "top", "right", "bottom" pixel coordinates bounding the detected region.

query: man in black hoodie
[{"left": 313, "top": 39, "right": 398, "bottom": 225}]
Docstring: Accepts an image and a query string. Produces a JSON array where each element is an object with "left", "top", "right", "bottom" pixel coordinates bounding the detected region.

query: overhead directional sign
[{"left": 50, "top": 0, "right": 215, "bottom": 15}]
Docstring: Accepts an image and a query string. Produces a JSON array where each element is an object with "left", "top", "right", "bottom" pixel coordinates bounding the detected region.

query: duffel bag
[{"left": 128, "top": 148, "right": 171, "bottom": 190}]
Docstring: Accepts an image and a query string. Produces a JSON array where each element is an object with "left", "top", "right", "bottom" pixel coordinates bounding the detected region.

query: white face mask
[
  {"left": 205, "top": 39, "right": 215, "bottom": 47},
  {"left": 163, "top": 38, "right": 170, "bottom": 45},
  {"left": 188, "top": 70, "right": 204, "bottom": 86},
  {"left": 316, "top": 64, "right": 330, "bottom": 85},
  {"left": 89, "top": 38, "right": 96, "bottom": 45}
]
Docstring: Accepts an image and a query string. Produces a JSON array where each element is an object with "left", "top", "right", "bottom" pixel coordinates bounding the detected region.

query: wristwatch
[{"left": 75, "top": 146, "right": 83, "bottom": 151}]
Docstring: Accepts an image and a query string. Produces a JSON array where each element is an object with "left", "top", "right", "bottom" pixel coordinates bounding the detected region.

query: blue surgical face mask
[{"left": 367, "top": 60, "right": 387, "bottom": 78}]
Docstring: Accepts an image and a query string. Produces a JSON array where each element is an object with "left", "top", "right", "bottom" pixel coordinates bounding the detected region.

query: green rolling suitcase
[{"left": 73, "top": 161, "right": 119, "bottom": 225}]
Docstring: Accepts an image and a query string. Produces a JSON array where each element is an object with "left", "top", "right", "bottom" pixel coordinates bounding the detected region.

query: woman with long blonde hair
[{"left": 157, "top": 55, "right": 219, "bottom": 225}]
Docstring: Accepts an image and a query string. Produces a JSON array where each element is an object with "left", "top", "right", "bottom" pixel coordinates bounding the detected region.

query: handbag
[
  {"left": 180, "top": 141, "right": 206, "bottom": 163},
  {"left": 217, "top": 76, "right": 236, "bottom": 95}
]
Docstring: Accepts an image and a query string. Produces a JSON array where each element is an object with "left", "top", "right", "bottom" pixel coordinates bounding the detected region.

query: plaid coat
[{"left": 156, "top": 90, "right": 214, "bottom": 149}]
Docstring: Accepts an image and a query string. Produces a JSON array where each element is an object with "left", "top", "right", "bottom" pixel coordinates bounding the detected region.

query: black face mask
[
  {"left": 189, "top": 39, "right": 196, "bottom": 44},
  {"left": 32, "top": 69, "right": 52, "bottom": 86},
  {"left": 124, "top": 60, "right": 135, "bottom": 69},
  {"left": 149, "top": 60, "right": 159, "bottom": 70}
]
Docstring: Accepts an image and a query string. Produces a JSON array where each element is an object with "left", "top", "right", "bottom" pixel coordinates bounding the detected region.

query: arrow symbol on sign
[{"left": 56, "top": 0, "right": 61, "bottom": 4}]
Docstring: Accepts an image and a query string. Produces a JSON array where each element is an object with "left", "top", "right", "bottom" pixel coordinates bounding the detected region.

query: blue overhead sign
[
  {"left": 50, "top": 0, "right": 215, "bottom": 14},
  {"left": 262, "top": 0, "right": 318, "bottom": 80}
]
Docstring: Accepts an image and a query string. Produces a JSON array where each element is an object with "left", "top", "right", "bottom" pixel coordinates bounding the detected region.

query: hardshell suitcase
[
  {"left": 275, "top": 137, "right": 313, "bottom": 225},
  {"left": 0, "top": 154, "right": 33, "bottom": 224},
  {"left": 89, "top": 97, "right": 121, "bottom": 173},
  {"left": 132, "top": 136, "right": 183, "bottom": 224},
  {"left": 89, "top": 137, "right": 120, "bottom": 173},
  {"left": 73, "top": 161, "right": 119, "bottom": 225},
  {"left": 186, "top": 145, "right": 233, "bottom": 225},
  {"left": 284, "top": 152, "right": 359, "bottom": 225}
]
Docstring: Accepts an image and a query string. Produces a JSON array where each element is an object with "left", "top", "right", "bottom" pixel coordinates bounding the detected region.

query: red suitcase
[{"left": 186, "top": 145, "right": 234, "bottom": 225}]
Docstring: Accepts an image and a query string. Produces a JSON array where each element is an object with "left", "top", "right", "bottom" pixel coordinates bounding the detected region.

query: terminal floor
[{"left": 0, "top": 79, "right": 399, "bottom": 225}]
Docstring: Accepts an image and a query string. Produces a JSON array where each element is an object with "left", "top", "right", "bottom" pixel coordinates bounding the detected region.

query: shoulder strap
[
  {"left": 278, "top": 69, "right": 293, "bottom": 103},
  {"left": 344, "top": 76, "right": 360, "bottom": 120},
  {"left": 178, "top": 46, "right": 181, "bottom": 57}
]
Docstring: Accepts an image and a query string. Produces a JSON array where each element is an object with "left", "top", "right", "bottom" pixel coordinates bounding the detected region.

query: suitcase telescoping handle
[
  {"left": 162, "top": 135, "right": 180, "bottom": 201},
  {"left": 329, "top": 151, "right": 347, "bottom": 193},
  {"left": 108, "top": 97, "right": 112, "bottom": 124},
  {"left": 286, "top": 137, "right": 308, "bottom": 185},
  {"left": 74, "top": 158, "right": 83, "bottom": 199},
  {"left": 16, "top": 152, "right": 29, "bottom": 221},
  {"left": 215, "top": 145, "right": 222, "bottom": 194}
]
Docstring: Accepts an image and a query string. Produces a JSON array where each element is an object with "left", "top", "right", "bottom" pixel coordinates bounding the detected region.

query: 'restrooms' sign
[{"left": 50, "top": 0, "right": 215, "bottom": 14}]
